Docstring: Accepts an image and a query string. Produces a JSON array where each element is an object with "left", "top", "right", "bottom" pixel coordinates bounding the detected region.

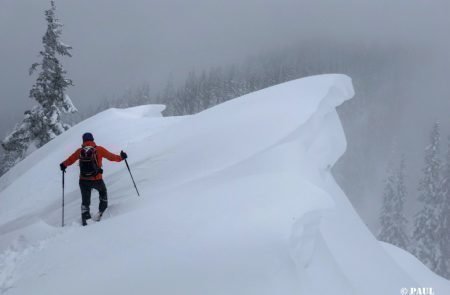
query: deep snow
[{"left": 0, "top": 74, "right": 448, "bottom": 295}]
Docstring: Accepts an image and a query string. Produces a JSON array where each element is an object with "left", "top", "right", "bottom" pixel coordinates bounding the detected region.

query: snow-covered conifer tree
[
  {"left": 378, "top": 155, "right": 409, "bottom": 249},
  {"left": 435, "top": 137, "right": 450, "bottom": 278},
  {"left": 412, "top": 122, "right": 442, "bottom": 271},
  {"left": 0, "top": 1, "right": 76, "bottom": 175}
]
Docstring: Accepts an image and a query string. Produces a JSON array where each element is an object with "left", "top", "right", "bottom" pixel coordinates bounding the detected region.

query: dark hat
[{"left": 82, "top": 132, "right": 94, "bottom": 142}]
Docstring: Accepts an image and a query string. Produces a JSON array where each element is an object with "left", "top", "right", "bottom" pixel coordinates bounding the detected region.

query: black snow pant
[{"left": 79, "top": 179, "right": 108, "bottom": 219}]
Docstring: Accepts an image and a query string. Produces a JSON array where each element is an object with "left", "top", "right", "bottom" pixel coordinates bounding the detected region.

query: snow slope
[
  {"left": 0, "top": 74, "right": 448, "bottom": 294},
  {"left": 382, "top": 242, "right": 450, "bottom": 292}
]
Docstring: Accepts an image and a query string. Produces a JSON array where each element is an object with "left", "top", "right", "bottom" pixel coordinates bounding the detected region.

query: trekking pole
[
  {"left": 124, "top": 157, "right": 140, "bottom": 197},
  {"left": 62, "top": 170, "right": 65, "bottom": 227}
]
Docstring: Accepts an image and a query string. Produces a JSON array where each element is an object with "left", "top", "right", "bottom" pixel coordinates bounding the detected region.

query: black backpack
[{"left": 79, "top": 146, "right": 100, "bottom": 177}]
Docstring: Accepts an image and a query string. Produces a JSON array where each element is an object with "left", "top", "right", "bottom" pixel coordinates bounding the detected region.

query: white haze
[{"left": 0, "top": 0, "right": 450, "bottom": 231}]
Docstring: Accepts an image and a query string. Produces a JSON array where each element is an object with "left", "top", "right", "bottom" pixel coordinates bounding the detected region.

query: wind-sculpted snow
[{"left": 0, "top": 75, "right": 448, "bottom": 294}]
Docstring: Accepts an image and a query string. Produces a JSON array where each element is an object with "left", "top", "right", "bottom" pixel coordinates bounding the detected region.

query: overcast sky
[{"left": 1, "top": 0, "right": 449, "bottom": 136}]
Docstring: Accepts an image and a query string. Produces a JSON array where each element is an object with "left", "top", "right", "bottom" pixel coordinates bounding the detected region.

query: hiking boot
[
  {"left": 82, "top": 211, "right": 91, "bottom": 220},
  {"left": 93, "top": 212, "right": 103, "bottom": 222}
]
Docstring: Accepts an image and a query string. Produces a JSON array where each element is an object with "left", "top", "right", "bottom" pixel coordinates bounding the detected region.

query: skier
[{"left": 59, "top": 132, "right": 127, "bottom": 225}]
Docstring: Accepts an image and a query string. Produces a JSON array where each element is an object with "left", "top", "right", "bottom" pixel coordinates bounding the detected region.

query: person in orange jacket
[{"left": 60, "top": 132, "right": 127, "bottom": 225}]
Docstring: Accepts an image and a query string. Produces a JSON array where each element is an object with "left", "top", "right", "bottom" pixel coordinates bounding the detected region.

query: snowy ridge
[{"left": 0, "top": 74, "right": 448, "bottom": 294}]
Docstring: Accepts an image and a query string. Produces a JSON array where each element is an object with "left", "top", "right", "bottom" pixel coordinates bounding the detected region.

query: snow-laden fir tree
[
  {"left": 412, "top": 122, "right": 442, "bottom": 272},
  {"left": 435, "top": 137, "right": 450, "bottom": 278},
  {"left": 1, "top": 1, "right": 76, "bottom": 175},
  {"left": 378, "top": 155, "right": 409, "bottom": 249}
]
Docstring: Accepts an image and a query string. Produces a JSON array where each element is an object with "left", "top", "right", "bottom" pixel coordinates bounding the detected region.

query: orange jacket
[{"left": 63, "top": 141, "right": 123, "bottom": 180}]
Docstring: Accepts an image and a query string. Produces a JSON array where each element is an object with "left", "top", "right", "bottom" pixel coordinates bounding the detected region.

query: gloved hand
[
  {"left": 120, "top": 150, "right": 128, "bottom": 160},
  {"left": 60, "top": 163, "right": 66, "bottom": 172}
]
